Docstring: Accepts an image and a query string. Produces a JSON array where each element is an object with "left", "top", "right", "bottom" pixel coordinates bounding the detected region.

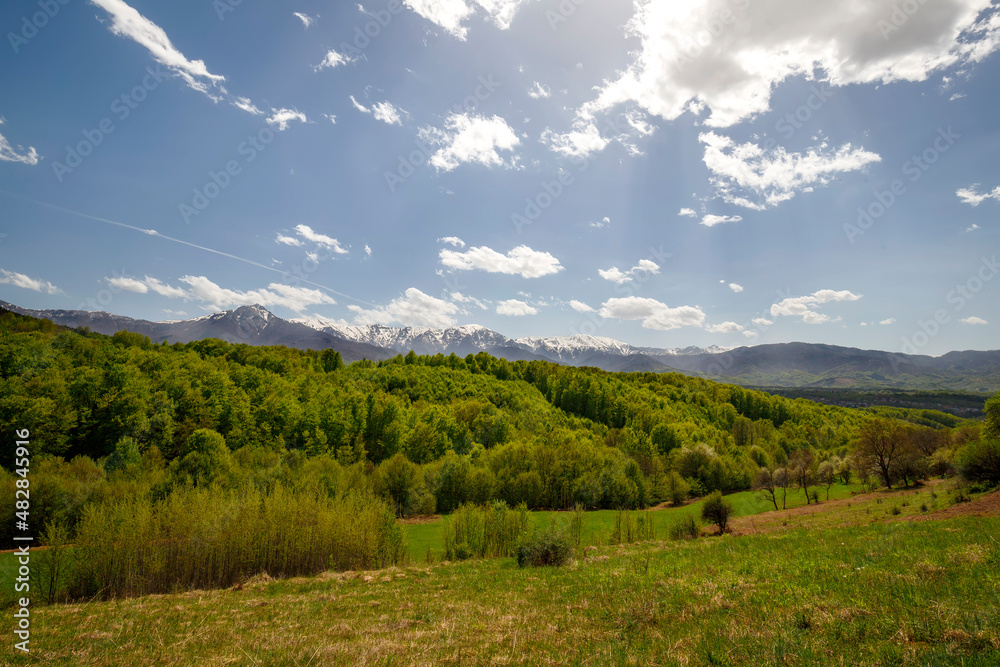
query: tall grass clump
[
  {"left": 609, "top": 509, "right": 656, "bottom": 545},
  {"left": 442, "top": 501, "right": 531, "bottom": 560},
  {"left": 67, "top": 484, "right": 406, "bottom": 600},
  {"left": 668, "top": 514, "right": 701, "bottom": 540},
  {"left": 569, "top": 503, "right": 584, "bottom": 549}
]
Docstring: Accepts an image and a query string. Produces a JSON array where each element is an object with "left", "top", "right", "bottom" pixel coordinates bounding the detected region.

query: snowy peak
[{"left": 514, "top": 334, "right": 636, "bottom": 357}]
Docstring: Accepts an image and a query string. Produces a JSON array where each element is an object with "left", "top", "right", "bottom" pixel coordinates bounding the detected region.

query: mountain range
[{"left": 3, "top": 300, "right": 999, "bottom": 391}]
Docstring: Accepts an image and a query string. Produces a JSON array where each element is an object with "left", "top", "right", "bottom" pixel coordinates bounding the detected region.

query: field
[{"left": 4, "top": 482, "right": 998, "bottom": 666}]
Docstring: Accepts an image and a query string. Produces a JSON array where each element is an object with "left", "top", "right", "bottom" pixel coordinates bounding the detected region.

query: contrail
[{"left": 0, "top": 190, "right": 377, "bottom": 307}]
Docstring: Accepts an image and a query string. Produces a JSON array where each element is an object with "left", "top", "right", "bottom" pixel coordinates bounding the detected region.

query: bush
[
  {"left": 668, "top": 515, "right": 701, "bottom": 540},
  {"left": 516, "top": 524, "right": 572, "bottom": 567},
  {"left": 700, "top": 491, "right": 733, "bottom": 534},
  {"left": 956, "top": 439, "right": 1000, "bottom": 486},
  {"left": 443, "top": 501, "right": 531, "bottom": 560}
]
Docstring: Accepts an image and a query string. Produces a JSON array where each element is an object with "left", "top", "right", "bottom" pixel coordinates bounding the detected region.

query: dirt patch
[
  {"left": 898, "top": 488, "right": 1000, "bottom": 522},
  {"left": 396, "top": 515, "right": 442, "bottom": 525}
]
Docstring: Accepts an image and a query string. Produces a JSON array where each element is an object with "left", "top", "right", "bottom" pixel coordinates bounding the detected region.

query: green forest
[{"left": 2, "top": 308, "right": 997, "bottom": 600}]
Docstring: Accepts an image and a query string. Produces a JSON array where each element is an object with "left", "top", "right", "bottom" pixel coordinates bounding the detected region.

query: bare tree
[
  {"left": 856, "top": 419, "right": 905, "bottom": 489},
  {"left": 788, "top": 449, "right": 815, "bottom": 504},
  {"left": 753, "top": 467, "right": 779, "bottom": 511},
  {"left": 817, "top": 459, "right": 836, "bottom": 500}
]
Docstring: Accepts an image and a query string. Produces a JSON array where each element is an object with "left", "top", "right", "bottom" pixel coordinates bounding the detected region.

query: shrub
[
  {"left": 668, "top": 515, "right": 701, "bottom": 540},
  {"left": 700, "top": 491, "right": 733, "bottom": 534},
  {"left": 516, "top": 524, "right": 572, "bottom": 567},
  {"left": 956, "top": 439, "right": 1000, "bottom": 486},
  {"left": 442, "top": 501, "right": 531, "bottom": 560},
  {"left": 609, "top": 510, "right": 656, "bottom": 544}
]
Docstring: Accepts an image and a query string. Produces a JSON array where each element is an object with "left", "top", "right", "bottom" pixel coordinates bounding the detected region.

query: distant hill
[{"left": 3, "top": 300, "right": 998, "bottom": 391}]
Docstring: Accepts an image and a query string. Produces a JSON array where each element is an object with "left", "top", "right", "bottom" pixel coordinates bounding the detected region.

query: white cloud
[
  {"left": 324, "top": 114, "right": 337, "bottom": 124},
  {"left": 419, "top": 113, "right": 520, "bottom": 172},
  {"left": 528, "top": 82, "right": 550, "bottom": 99},
  {"left": 349, "top": 95, "right": 370, "bottom": 113},
  {"left": 266, "top": 108, "right": 308, "bottom": 131},
  {"left": 294, "top": 224, "right": 349, "bottom": 254},
  {"left": 590, "top": 216, "right": 611, "bottom": 229},
  {"left": 404, "top": 0, "right": 475, "bottom": 39},
  {"left": 315, "top": 50, "right": 352, "bottom": 71},
  {"left": 752, "top": 317, "right": 773, "bottom": 327},
  {"left": 960, "top": 316, "right": 988, "bottom": 325},
  {"left": 728, "top": 283, "right": 743, "bottom": 293},
  {"left": 403, "top": 0, "right": 533, "bottom": 39},
  {"left": 742, "top": 330, "right": 759, "bottom": 339},
  {"left": 103, "top": 274, "right": 335, "bottom": 312},
  {"left": 0, "top": 119, "right": 39, "bottom": 165},
  {"left": 440, "top": 245, "right": 562, "bottom": 278},
  {"left": 90, "top": 0, "right": 226, "bottom": 99},
  {"left": 701, "top": 132, "right": 881, "bottom": 210},
  {"left": 964, "top": 224, "right": 981, "bottom": 233},
  {"left": 349, "top": 287, "right": 458, "bottom": 327},
  {"left": 771, "top": 289, "right": 863, "bottom": 324},
  {"left": 599, "top": 296, "right": 706, "bottom": 331},
  {"left": 365, "top": 245, "right": 372, "bottom": 257},
  {"left": 233, "top": 97, "right": 263, "bottom": 115},
  {"left": 541, "top": 120, "right": 609, "bottom": 159},
  {"left": 275, "top": 234, "right": 303, "bottom": 247},
  {"left": 701, "top": 214, "right": 743, "bottom": 227},
  {"left": 496, "top": 299, "right": 538, "bottom": 316},
  {"left": 372, "top": 101, "right": 405, "bottom": 126},
  {"left": 706, "top": 321, "right": 744, "bottom": 334},
  {"left": 678, "top": 208, "right": 697, "bottom": 218},
  {"left": 598, "top": 259, "right": 660, "bottom": 285},
  {"left": 569, "top": 300, "right": 595, "bottom": 313},
  {"left": 438, "top": 236, "right": 466, "bottom": 247},
  {"left": 880, "top": 318, "right": 896, "bottom": 325},
  {"left": 578, "top": 0, "right": 1000, "bottom": 130},
  {"left": 0, "top": 268, "right": 61, "bottom": 294},
  {"left": 957, "top": 183, "right": 1000, "bottom": 206},
  {"left": 293, "top": 12, "right": 314, "bottom": 28}
]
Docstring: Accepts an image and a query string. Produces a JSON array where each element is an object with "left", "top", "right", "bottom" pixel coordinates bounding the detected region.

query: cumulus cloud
[
  {"left": 0, "top": 119, "right": 39, "bottom": 165},
  {"left": 957, "top": 183, "right": 1000, "bottom": 206},
  {"left": 403, "top": 0, "right": 533, "bottom": 39},
  {"left": 541, "top": 120, "right": 609, "bottom": 159},
  {"left": 701, "top": 132, "right": 881, "bottom": 210},
  {"left": 960, "top": 316, "right": 988, "bottom": 325},
  {"left": 771, "top": 289, "right": 863, "bottom": 324},
  {"left": 90, "top": 0, "right": 227, "bottom": 99},
  {"left": 104, "top": 274, "right": 336, "bottom": 312},
  {"left": 349, "top": 287, "right": 458, "bottom": 328},
  {"left": 599, "top": 296, "right": 706, "bottom": 331},
  {"left": 752, "top": 317, "right": 773, "bottom": 327},
  {"left": 706, "top": 321, "right": 744, "bottom": 334},
  {"left": 266, "top": 108, "right": 308, "bottom": 131},
  {"left": 701, "top": 214, "right": 743, "bottom": 227},
  {"left": 578, "top": 0, "right": 1000, "bottom": 129},
  {"left": 315, "top": 49, "right": 352, "bottom": 71},
  {"left": 678, "top": 208, "right": 697, "bottom": 218},
  {"left": 419, "top": 113, "right": 520, "bottom": 172},
  {"left": 440, "top": 245, "right": 562, "bottom": 278},
  {"left": 0, "top": 268, "right": 61, "bottom": 294},
  {"left": 598, "top": 259, "right": 660, "bottom": 285},
  {"left": 569, "top": 300, "right": 595, "bottom": 313},
  {"left": 372, "top": 101, "right": 406, "bottom": 126},
  {"left": 294, "top": 224, "right": 349, "bottom": 254},
  {"left": 438, "top": 236, "right": 466, "bottom": 247},
  {"left": 528, "top": 82, "right": 550, "bottom": 99},
  {"left": 496, "top": 299, "right": 538, "bottom": 316},
  {"left": 728, "top": 283, "right": 743, "bottom": 293}
]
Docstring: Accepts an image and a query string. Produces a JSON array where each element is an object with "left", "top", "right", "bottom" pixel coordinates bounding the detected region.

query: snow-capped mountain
[{"left": 294, "top": 318, "right": 513, "bottom": 356}]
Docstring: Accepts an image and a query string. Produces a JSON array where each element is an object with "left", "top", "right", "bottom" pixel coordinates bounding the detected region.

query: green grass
[
  {"left": 5, "top": 515, "right": 998, "bottom": 666},
  {"left": 404, "top": 483, "right": 864, "bottom": 562}
]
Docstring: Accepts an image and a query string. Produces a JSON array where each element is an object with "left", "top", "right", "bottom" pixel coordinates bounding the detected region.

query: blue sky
[{"left": 0, "top": 0, "right": 998, "bottom": 355}]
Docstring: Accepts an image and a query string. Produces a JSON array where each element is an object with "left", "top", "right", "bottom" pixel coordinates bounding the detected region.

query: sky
[{"left": 0, "top": 0, "right": 998, "bottom": 356}]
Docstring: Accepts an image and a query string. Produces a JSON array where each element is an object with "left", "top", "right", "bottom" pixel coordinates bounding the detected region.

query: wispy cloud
[{"left": 0, "top": 268, "right": 61, "bottom": 294}]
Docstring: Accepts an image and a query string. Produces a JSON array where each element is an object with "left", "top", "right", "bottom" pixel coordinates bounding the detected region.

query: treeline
[{"left": 2, "top": 309, "right": 996, "bottom": 547}]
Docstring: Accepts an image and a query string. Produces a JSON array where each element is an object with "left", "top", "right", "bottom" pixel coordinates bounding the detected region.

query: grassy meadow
[{"left": 4, "top": 481, "right": 998, "bottom": 666}]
